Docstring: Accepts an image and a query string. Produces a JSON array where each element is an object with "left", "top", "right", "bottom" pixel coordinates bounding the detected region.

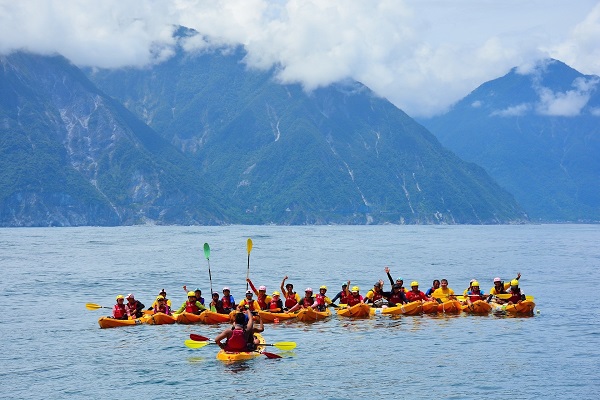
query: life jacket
[
  {"left": 339, "top": 291, "right": 350, "bottom": 305},
  {"left": 285, "top": 292, "right": 298, "bottom": 308},
  {"left": 113, "top": 304, "right": 127, "bottom": 319},
  {"left": 508, "top": 289, "right": 521, "bottom": 303},
  {"left": 241, "top": 299, "right": 260, "bottom": 311},
  {"left": 347, "top": 294, "right": 362, "bottom": 307},
  {"left": 222, "top": 295, "right": 234, "bottom": 309},
  {"left": 388, "top": 291, "right": 405, "bottom": 305},
  {"left": 154, "top": 305, "right": 171, "bottom": 315},
  {"left": 467, "top": 290, "right": 484, "bottom": 302},
  {"left": 301, "top": 296, "right": 314, "bottom": 307},
  {"left": 125, "top": 302, "right": 137, "bottom": 317},
  {"left": 225, "top": 328, "right": 248, "bottom": 352},
  {"left": 185, "top": 301, "right": 200, "bottom": 314},
  {"left": 406, "top": 290, "right": 427, "bottom": 302},
  {"left": 257, "top": 295, "right": 268, "bottom": 310},
  {"left": 372, "top": 290, "right": 383, "bottom": 302},
  {"left": 314, "top": 293, "right": 326, "bottom": 306}
]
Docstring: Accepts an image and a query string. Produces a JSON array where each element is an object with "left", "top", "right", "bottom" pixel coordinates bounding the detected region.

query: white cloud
[
  {"left": 535, "top": 76, "right": 599, "bottom": 116},
  {"left": 491, "top": 104, "right": 531, "bottom": 117},
  {"left": 1, "top": 0, "right": 599, "bottom": 117}
]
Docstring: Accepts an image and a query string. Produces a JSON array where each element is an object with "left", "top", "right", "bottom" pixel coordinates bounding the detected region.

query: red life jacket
[
  {"left": 269, "top": 299, "right": 282, "bottom": 311},
  {"left": 113, "top": 304, "right": 127, "bottom": 319},
  {"left": 314, "top": 293, "right": 326, "bottom": 306},
  {"left": 125, "top": 302, "right": 137, "bottom": 316},
  {"left": 372, "top": 290, "right": 383, "bottom": 302},
  {"left": 257, "top": 295, "right": 268, "bottom": 310},
  {"left": 389, "top": 292, "right": 405, "bottom": 304},
  {"left": 467, "top": 290, "right": 484, "bottom": 302},
  {"left": 222, "top": 295, "right": 234, "bottom": 309},
  {"left": 406, "top": 290, "right": 427, "bottom": 302},
  {"left": 339, "top": 291, "right": 349, "bottom": 305},
  {"left": 225, "top": 328, "right": 247, "bottom": 352},
  {"left": 285, "top": 292, "right": 298, "bottom": 308},
  {"left": 185, "top": 301, "right": 200, "bottom": 313},
  {"left": 508, "top": 289, "right": 521, "bottom": 303},
  {"left": 301, "top": 297, "right": 314, "bottom": 307},
  {"left": 347, "top": 294, "right": 362, "bottom": 307},
  {"left": 154, "top": 305, "right": 171, "bottom": 315}
]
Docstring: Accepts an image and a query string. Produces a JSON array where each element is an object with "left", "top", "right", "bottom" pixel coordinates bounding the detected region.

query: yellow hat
[
  {"left": 351, "top": 286, "right": 360, "bottom": 292},
  {"left": 272, "top": 291, "right": 280, "bottom": 296},
  {"left": 319, "top": 285, "right": 327, "bottom": 290},
  {"left": 156, "top": 295, "right": 165, "bottom": 300},
  {"left": 116, "top": 294, "right": 124, "bottom": 300},
  {"left": 471, "top": 281, "right": 480, "bottom": 287},
  {"left": 187, "top": 291, "right": 196, "bottom": 297},
  {"left": 410, "top": 281, "right": 419, "bottom": 287},
  {"left": 510, "top": 279, "right": 519, "bottom": 286}
]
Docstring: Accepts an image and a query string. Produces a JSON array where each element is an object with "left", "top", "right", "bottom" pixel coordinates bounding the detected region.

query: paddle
[
  {"left": 86, "top": 303, "right": 111, "bottom": 310},
  {"left": 493, "top": 293, "right": 534, "bottom": 301},
  {"left": 204, "top": 242, "right": 213, "bottom": 295},
  {"left": 189, "top": 334, "right": 296, "bottom": 351},
  {"left": 246, "top": 238, "right": 253, "bottom": 290},
  {"left": 184, "top": 339, "right": 285, "bottom": 359}
]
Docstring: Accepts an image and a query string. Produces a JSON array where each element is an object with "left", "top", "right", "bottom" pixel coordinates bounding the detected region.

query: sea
[{"left": 0, "top": 224, "right": 598, "bottom": 399}]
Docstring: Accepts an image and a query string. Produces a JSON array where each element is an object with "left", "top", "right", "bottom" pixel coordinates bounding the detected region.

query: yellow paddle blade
[
  {"left": 494, "top": 293, "right": 512, "bottom": 299},
  {"left": 184, "top": 340, "right": 211, "bottom": 349},
  {"left": 247, "top": 238, "right": 253, "bottom": 253},
  {"left": 85, "top": 303, "right": 102, "bottom": 310},
  {"left": 526, "top": 295, "right": 534, "bottom": 301},
  {"left": 271, "top": 341, "right": 296, "bottom": 351}
]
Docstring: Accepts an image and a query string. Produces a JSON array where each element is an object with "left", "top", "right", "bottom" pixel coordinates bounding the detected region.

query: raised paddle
[
  {"left": 246, "top": 238, "right": 253, "bottom": 290},
  {"left": 188, "top": 334, "right": 296, "bottom": 351},
  {"left": 86, "top": 303, "right": 111, "bottom": 310},
  {"left": 184, "top": 339, "right": 283, "bottom": 359},
  {"left": 203, "top": 242, "right": 213, "bottom": 295}
]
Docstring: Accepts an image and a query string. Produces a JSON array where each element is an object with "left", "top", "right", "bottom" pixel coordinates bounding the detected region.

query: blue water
[{"left": 0, "top": 225, "right": 599, "bottom": 399}]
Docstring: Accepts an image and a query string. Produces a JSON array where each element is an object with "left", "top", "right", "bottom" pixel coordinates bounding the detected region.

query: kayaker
[
  {"left": 431, "top": 279, "right": 455, "bottom": 303},
  {"left": 330, "top": 282, "right": 349, "bottom": 305},
  {"left": 247, "top": 278, "right": 272, "bottom": 310},
  {"left": 405, "top": 281, "right": 431, "bottom": 302},
  {"left": 312, "top": 286, "right": 332, "bottom": 311},
  {"left": 247, "top": 313, "right": 265, "bottom": 351},
  {"left": 153, "top": 295, "right": 172, "bottom": 315},
  {"left": 489, "top": 273, "right": 521, "bottom": 302},
  {"left": 287, "top": 288, "right": 316, "bottom": 312},
  {"left": 125, "top": 293, "right": 145, "bottom": 318},
  {"left": 150, "top": 289, "right": 172, "bottom": 310},
  {"left": 365, "top": 281, "right": 386, "bottom": 307},
  {"left": 465, "top": 281, "right": 486, "bottom": 305},
  {"left": 425, "top": 280, "right": 441, "bottom": 297},
  {"left": 385, "top": 283, "right": 409, "bottom": 306},
  {"left": 238, "top": 290, "right": 261, "bottom": 312},
  {"left": 112, "top": 295, "right": 128, "bottom": 320},
  {"left": 345, "top": 282, "right": 364, "bottom": 306},
  {"left": 209, "top": 292, "right": 225, "bottom": 313},
  {"left": 268, "top": 291, "right": 284, "bottom": 312},
  {"left": 385, "top": 266, "right": 407, "bottom": 292},
  {"left": 281, "top": 276, "right": 300, "bottom": 310},
  {"left": 215, "top": 309, "right": 254, "bottom": 352},
  {"left": 221, "top": 287, "right": 236, "bottom": 313},
  {"left": 463, "top": 279, "right": 478, "bottom": 296},
  {"left": 175, "top": 292, "right": 207, "bottom": 315},
  {"left": 506, "top": 279, "right": 526, "bottom": 304}
]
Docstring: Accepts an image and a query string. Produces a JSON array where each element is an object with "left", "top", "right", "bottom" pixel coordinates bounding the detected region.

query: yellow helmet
[
  {"left": 156, "top": 295, "right": 165, "bottom": 300},
  {"left": 471, "top": 281, "right": 480, "bottom": 287},
  {"left": 319, "top": 285, "right": 327, "bottom": 290},
  {"left": 187, "top": 291, "right": 196, "bottom": 297},
  {"left": 410, "top": 281, "right": 419, "bottom": 287},
  {"left": 272, "top": 291, "right": 280, "bottom": 296},
  {"left": 351, "top": 286, "right": 360, "bottom": 292},
  {"left": 510, "top": 279, "right": 519, "bottom": 286},
  {"left": 116, "top": 294, "right": 124, "bottom": 300}
]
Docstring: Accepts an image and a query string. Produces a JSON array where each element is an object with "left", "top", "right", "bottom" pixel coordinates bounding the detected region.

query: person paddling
[
  {"left": 281, "top": 276, "right": 300, "bottom": 310},
  {"left": 287, "top": 288, "right": 316, "bottom": 312},
  {"left": 405, "top": 281, "right": 431, "bottom": 302},
  {"left": 221, "top": 287, "right": 236, "bottom": 313},
  {"left": 345, "top": 282, "right": 364, "bottom": 306},
  {"left": 153, "top": 295, "right": 172, "bottom": 315},
  {"left": 209, "top": 292, "right": 226, "bottom": 314},
  {"left": 312, "top": 286, "right": 332, "bottom": 311},
  {"left": 330, "top": 282, "right": 350, "bottom": 305},
  {"left": 247, "top": 278, "right": 272, "bottom": 310},
  {"left": 506, "top": 279, "right": 526, "bottom": 304},
  {"left": 175, "top": 292, "right": 206, "bottom": 315},
  {"left": 465, "top": 281, "right": 486, "bottom": 305},
  {"left": 112, "top": 295, "right": 128, "bottom": 320},
  {"left": 215, "top": 309, "right": 254, "bottom": 352},
  {"left": 125, "top": 293, "right": 145, "bottom": 318},
  {"left": 150, "top": 289, "right": 172, "bottom": 310},
  {"left": 239, "top": 290, "right": 261, "bottom": 312},
  {"left": 431, "top": 279, "right": 455, "bottom": 303}
]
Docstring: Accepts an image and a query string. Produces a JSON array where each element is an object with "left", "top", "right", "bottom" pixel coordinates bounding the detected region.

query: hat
[
  {"left": 159, "top": 288, "right": 166, "bottom": 294},
  {"left": 351, "top": 286, "right": 360, "bottom": 292},
  {"left": 156, "top": 295, "right": 165, "bottom": 300},
  {"left": 305, "top": 287, "right": 313, "bottom": 292},
  {"left": 510, "top": 279, "right": 519, "bottom": 286},
  {"left": 126, "top": 293, "right": 134, "bottom": 299},
  {"left": 470, "top": 279, "right": 477, "bottom": 283},
  {"left": 194, "top": 288, "right": 202, "bottom": 293},
  {"left": 223, "top": 287, "right": 230, "bottom": 291},
  {"left": 272, "top": 291, "right": 280, "bottom": 296},
  {"left": 259, "top": 285, "right": 267, "bottom": 291},
  {"left": 341, "top": 282, "right": 348, "bottom": 287},
  {"left": 393, "top": 284, "right": 401, "bottom": 289},
  {"left": 319, "top": 285, "right": 327, "bottom": 290},
  {"left": 245, "top": 290, "right": 253, "bottom": 295},
  {"left": 212, "top": 292, "right": 219, "bottom": 296},
  {"left": 493, "top": 277, "right": 502, "bottom": 283},
  {"left": 374, "top": 282, "right": 381, "bottom": 287},
  {"left": 116, "top": 294, "right": 124, "bottom": 300},
  {"left": 471, "top": 281, "right": 480, "bottom": 287},
  {"left": 187, "top": 291, "right": 196, "bottom": 297},
  {"left": 410, "top": 281, "right": 419, "bottom": 287}
]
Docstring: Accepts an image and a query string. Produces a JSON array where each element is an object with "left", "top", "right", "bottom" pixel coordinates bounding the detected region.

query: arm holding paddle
[{"left": 246, "top": 278, "right": 259, "bottom": 296}]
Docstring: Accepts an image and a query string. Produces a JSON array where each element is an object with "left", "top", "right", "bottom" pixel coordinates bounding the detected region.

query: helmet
[
  {"left": 194, "top": 288, "right": 201, "bottom": 293},
  {"left": 393, "top": 284, "right": 401, "bottom": 289},
  {"left": 510, "top": 279, "right": 519, "bottom": 286},
  {"left": 187, "top": 291, "right": 196, "bottom": 297},
  {"left": 116, "top": 295, "right": 124, "bottom": 300},
  {"left": 319, "top": 285, "right": 327, "bottom": 290},
  {"left": 396, "top": 277, "right": 404, "bottom": 281},
  {"left": 471, "top": 281, "right": 480, "bottom": 287},
  {"left": 223, "top": 287, "right": 230, "bottom": 291},
  {"left": 126, "top": 293, "right": 134, "bottom": 299},
  {"left": 159, "top": 289, "right": 166, "bottom": 294},
  {"left": 410, "top": 281, "right": 419, "bottom": 287},
  {"left": 245, "top": 290, "right": 253, "bottom": 295},
  {"left": 272, "top": 291, "right": 280, "bottom": 296},
  {"left": 341, "top": 282, "right": 348, "bottom": 287},
  {"left": 259, "top": 285, "right": 267, "bottom": 291},
  {"left": 212, "top": 292, "right": 219, "bottom": 296},
  {"left": 469, "top": 279, "right": 477, "bottom": 283},
  {"left": 156, "top": 295, "right": 165, "bottom": 300},
  {"left": 374, "top": 282, "right": 381, "bottom": 287},
  {"left": 351, "top": 286, "right": 360, "bottom": 292},
  {"left": 305, "top": 287, "right": 313, "bottom": 292},
  {"left": 493, "top": 277, "right": 502, "bottom": 283}
]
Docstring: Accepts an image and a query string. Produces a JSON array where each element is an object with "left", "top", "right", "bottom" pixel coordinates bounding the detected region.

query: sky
[{"left": 1, "top": 0, "right": 599, "bottom": 117}]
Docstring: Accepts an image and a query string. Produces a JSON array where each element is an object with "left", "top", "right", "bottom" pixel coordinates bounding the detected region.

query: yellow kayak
[
  {"left": 98, "top": 315, "right": 148, "bottom": 329},
  {"left": 336, "top": 303, "right": 373, "bottom": 318},
  {"left": 503, "top": 300, "right": 536, "bottom": 316},
  {"left": 258, "top": 310, "right": 297, "bottom": 323},
  {"left": 296, "top": 307, "right": 331, "bottom": 322},
  {"left": 422, "top": 301, "right": 439, "bottom": 314},
  {"left": 216, "top": 333, "right": 265, "bottom": 362},
  {"left": 145, "top": 312, "right": 177, "bottom": 325},
  {"left": 381, "top": 301, "right": 422, "bottom": 316},
  {"left": 463, "top": 300, "right": 492, "bottom": 315},
  {"left": 436, "top": 300, "right": 462, "bottom": 314}
]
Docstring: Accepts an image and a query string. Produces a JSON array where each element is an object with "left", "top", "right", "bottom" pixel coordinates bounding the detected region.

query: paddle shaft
[{"left": 246, "top": 238, "right": 253, "bottom": 291}]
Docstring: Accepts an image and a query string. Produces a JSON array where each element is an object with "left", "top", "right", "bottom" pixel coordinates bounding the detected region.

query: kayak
[
  {"left": 436, "top": 300, "right": 462, "bottom": 314},
  {"left": 258, "top": 310, "right": 297, "bottom": 323},
  {"left": 198, "top": 311, "right": 232, "bottom": 324},
  {"left": 463, "top": 300, "right": 492, "bottom": 315},
  {"left": 98, "top": 315, "right": 147, "bottom": 329},
  {"left": 296, "top": 307, "right": 331, "bottom": 322},
  {"left": 336, "top": 303, "right": 373, "bottom": 318},
  {"left": 422, "top": 301, "right": 438, "bottom": 314},
  {"left": 216, "top": 333, "right": 265, "bottom": 362},
  {"left": 381, "top": 301, "right": 422, "bottom": 316},
  {"left": 175, "top": 311, "right": 203, "bottom": 324},
  {"left": 145, "top": 312, "right": 177, "bottom": 325},
  {"left": 503, "top": 300, "right": 536, "bottom": 316}
]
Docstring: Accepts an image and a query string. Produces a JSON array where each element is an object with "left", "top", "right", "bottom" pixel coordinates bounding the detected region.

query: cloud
[
  {"left": 535, "top": 76, "right": 599, "bottom": 116},
  {"left": 491, "top": 104, "right": 531, "bottom": 117},
  {"left": 1, "top": 0, "right": 599, "bottom": 117}
]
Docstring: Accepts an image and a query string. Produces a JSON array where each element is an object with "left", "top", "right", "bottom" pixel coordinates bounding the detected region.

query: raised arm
[
  {"left": 247, "top": 278, "right": 259, "bottom": 295},
  {"left": 280, "top": 276, "right": 288, "bottom": 294},
  {"left": 385, "top": 266, "right": 394, "bottom": 286}
]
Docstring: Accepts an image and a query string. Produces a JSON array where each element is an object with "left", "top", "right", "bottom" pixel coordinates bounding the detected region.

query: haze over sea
[{"left": 1, "top": 225, "right": 598, "bottom": 399}]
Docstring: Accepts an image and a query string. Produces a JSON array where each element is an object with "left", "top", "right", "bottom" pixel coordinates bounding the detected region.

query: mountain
[
  {"left": 85, "top": 43, "right": 526, "bottom": 224},
  {"left": 0, "top": 52, "right": 226, "bottom": 226},
  {"left": 419, "top": 59, "right": 600, "bottom": 222}
]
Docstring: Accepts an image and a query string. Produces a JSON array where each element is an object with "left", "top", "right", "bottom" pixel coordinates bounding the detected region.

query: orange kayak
[
  {"left": 296, "top": 307, "right": 331, "bottom": 322},
  {"left": 198, "top": 311, "right": 232, "bottom": 324},
  {"left": 175, "top": 312, "right": 203, "bottom": 324},
  {"left": 98, "top": 315, "right": 147, "bottom": 328},
  {"left": 422, "top": 301, "right": 438, "bottom": 314},
  {"left": 503, "top": 300, "right": 536, "bottom": 316},
  {"left": 258, "top": 311, "right": 297, "bottom": 323},
  {"left": 336, "top": 303, "right": 373, "bottom": 318},
  {"left": 436, "top": 300, "right": 462, "bottom": 314},
  {"left": 463, "top": 300, "right": 492, "bottom": 315},
  {"left": 381, "top": 301, "right": 423, "bottom": 316},
  {"left": 145, "top": 312, "right": 177, "bottom": 325}
]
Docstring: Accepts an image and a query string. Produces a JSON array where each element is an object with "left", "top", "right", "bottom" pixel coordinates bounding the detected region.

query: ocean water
[{"left": 0, "top": 225, "right": 598, "bottom": 399}]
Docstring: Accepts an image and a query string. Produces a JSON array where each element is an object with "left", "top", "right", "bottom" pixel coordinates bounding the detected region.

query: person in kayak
[
  {"left": 506, "top": 279, "right": 526, "bottom": 304},
  {"left": 281, "top": 276, "right": 300, "bottom": 310},
  {"left": 405, "top": 281, "right": 431, "bottom": 302},
  {"left": 465, "top": 281, "right": 486, "bottom": 305},
  {"left": 149, "top": 289, "right": 172, "bottom": 310},
  {"left": 215, "top": 309, "right": 254, "bottom": 352},
  {"left": 312, "top": 286, "right": 332, "bottom": 311},
  {"left": 267, "top": 291, "right": 284, "bottom": 312},
  {"left": 113, "top": 295, "right": 128, "bottom": 320},
  {"left": 175, "top": 291, "right": 207, "bottom": 315},
  {"left": 345, "top": 283, "right": 364, "bottom": 306},
  {"left": 208, "top": 292, "right": 226, "bottom": 314},
  {"left": 431, "top": 279, "right": 456, "bottom": 303},
  {"left": 182, "top": 285, "right": 205, "bottom": 305},
  {"left": 247, "top": 278, "right": 272, "bottom": 310},
  {"left": 153, "top": 295, "right": 172, "bottom": 315},
  {"left": 463, "top": 279, "right": 478, "bottom": 296},
  {"left": 238, "top": 290, "right": 261, "bottom": 312},
  {"left": 125, "top": 293, "right": 145, "bottom": 318},
  {"left": 425, "top": 280, "right": 441, "bottom": 297},
  {"left": 330, "top": 282, "right": 350, "bottom": 305},
  {"left": 246, "top": 313, "right": 265, "bottom": 351},
  {"left": 287, "top": 288, "right": 316, "bottom": 312},
  {"left": 489, "top": 273, "right": 521, "bottom": 303},
  {"left": 221, "top": 287, "right": 236, "bottom": 313},
  {"left": 385, "top": 266, "right": 407, "bottom": 292},
  {"left": 365, "top": 281, "right": 386, "bottom": 307},
  {"left": 385, "top": 283, "right": 409, "bottom": 306}
]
